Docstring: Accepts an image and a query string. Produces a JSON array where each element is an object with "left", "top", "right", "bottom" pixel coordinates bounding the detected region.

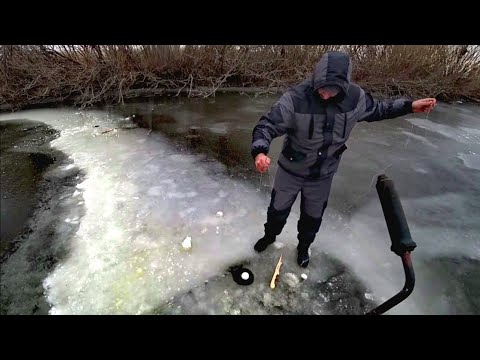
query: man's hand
[
  {"left": 412, "top": 98, "right": 437, "bottom": 113},
  {"left": 255, "top": 153, "right": 271, "bottom": 173}
]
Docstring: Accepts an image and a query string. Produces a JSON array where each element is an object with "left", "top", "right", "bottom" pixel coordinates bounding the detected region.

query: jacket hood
[{"left": 313, "top": 51, "right": 352, "bottom": 96}]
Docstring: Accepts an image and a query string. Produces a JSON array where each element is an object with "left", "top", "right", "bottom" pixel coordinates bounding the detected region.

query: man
[{"left": 251, "top": 51, "right": 436, "bottom": 268}]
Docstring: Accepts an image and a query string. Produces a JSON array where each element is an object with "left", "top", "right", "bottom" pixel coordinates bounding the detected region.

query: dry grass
[{"left": 1, "top": 45, "right": 479, "bottom": 111}]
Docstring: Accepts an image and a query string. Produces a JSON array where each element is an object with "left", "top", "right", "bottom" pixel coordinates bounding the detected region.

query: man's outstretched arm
[{"left": 359, "top": 92, "right": 436, "bottom": 123}]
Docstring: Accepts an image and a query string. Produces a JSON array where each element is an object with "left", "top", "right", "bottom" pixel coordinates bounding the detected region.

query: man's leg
[
  {"left": 296, "top": 174, "right": 335, "bottom": 267},
  {"left": 254, "top": 166, "right": 303, "bottom": 252}
]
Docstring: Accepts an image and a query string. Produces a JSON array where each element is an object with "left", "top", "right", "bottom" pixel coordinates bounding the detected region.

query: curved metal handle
[
  {"left": 366, "top": 174, "right": 417, "bottom": 315},
  {"left": 366, "top": 252, "right": 415, "bottom": 315}
]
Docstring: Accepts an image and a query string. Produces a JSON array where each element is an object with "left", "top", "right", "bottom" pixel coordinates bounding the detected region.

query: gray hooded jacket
[{"left": 251, "top": 51, "right": 413, "bottom": 179}]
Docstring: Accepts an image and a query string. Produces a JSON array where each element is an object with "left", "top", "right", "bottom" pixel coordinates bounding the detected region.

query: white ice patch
[
  {"left": 413, "top": 167, "right": 428, "bottom": 174},
  {"left": 458, "top": 153, "right": 480, "bottom": 171},
  {"left": 0, "top": 109, "right": 269, "bottom": 314}
]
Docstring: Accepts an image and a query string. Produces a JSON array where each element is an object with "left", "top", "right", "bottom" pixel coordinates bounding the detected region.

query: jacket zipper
[{"left": 309, "top": 115, "right": 314, "bottom": 139}]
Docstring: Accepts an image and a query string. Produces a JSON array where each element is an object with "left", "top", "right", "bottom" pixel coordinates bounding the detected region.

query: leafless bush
[{"left": 1, "top": 45, "right": 479, "bottom": 111}]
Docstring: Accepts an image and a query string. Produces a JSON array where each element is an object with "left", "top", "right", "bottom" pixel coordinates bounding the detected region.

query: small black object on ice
[{"left": 230, "top": 265, "right": 254, "bottom": 286}]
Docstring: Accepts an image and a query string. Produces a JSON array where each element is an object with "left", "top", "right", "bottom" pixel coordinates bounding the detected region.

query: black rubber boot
[
  {"left": 254, "top": 234, "right": 276, "bottom": 252},
  {"left": 297, "top": 243, "right": 310, "bottom": 268}
]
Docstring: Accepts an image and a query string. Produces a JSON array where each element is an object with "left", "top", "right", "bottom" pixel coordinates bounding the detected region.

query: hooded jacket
[{"left": 251, "top": 51, "right": 413, "bottom": 179}]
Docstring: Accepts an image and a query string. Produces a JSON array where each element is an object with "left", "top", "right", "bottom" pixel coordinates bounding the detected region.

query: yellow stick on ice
[{"left": 270, "top": 254, "right": 283, "bottom": 289}]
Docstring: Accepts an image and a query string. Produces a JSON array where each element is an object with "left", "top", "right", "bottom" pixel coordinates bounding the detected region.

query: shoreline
[{"left": 2, "top": 87, "right": 479, "bottom": 114}]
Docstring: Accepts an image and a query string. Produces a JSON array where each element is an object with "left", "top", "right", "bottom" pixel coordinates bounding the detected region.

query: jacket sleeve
[
  {"left": 251, "top": 92, "right": 295, "bottom": 159},
  {"left": 358, "top": 92, "right": 413, "bottom": 123}
]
